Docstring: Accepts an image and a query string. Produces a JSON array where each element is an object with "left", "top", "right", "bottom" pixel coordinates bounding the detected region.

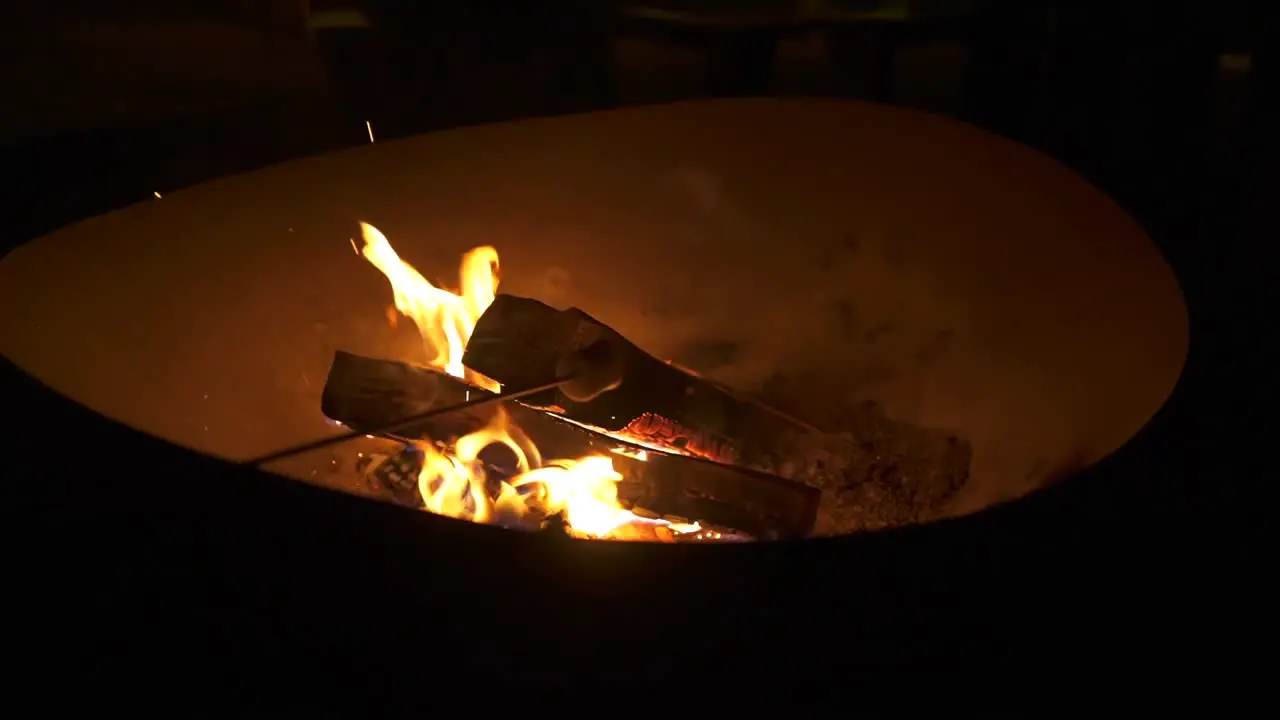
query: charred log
[
  {"left": 461, "top": 293, "right": 822, "bottom": 470},
  {"left": 321, "top": 350, "right": 821, "bottom": 540}
]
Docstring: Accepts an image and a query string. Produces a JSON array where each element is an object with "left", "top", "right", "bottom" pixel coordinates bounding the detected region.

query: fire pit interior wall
[{"left": 0, "top": 100, "right": 1188, "bottom": 537}]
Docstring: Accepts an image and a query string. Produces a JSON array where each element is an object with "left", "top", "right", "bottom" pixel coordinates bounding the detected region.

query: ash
[{"left": 753, "top": 386, "right": 972, "bottom": 536}]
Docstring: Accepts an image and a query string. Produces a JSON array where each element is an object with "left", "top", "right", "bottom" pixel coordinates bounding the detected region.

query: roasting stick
[{"left": 244, "top": 375, "right": 579, "bottom": 468}]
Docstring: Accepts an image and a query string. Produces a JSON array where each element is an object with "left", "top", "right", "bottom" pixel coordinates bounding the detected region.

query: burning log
[
  {"left": 461, "top": 294, "right": 973, "bottom": 535},
  {"left": 461, "top": 294, "right": 823, "bottom": 470},
  {"left": 321, "top": 350, "right": 821, "bottom": 540}
]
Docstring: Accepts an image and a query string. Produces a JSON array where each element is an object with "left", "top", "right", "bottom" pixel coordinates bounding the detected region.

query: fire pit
[{"left": 0, "top": 99, "right": 1187, "bottom": 543}]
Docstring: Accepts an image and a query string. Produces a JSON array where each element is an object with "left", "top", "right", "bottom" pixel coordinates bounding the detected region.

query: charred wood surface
[
  {"left": 321, "top": 350, "right": 820, "bottom": 539},
  {"left": 462, "top": 294, "right": 821, "bottom": 468}
]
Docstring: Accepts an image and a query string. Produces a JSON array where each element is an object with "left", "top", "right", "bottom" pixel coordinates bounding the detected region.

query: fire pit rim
[{"left": 1, "top": 96, "right": 1189, "bottom": 537}]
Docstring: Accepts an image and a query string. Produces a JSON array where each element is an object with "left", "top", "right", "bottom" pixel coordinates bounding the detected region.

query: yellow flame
[
  {"left": 417, "top": 408, "right": 687, "bottom": 540},
  {"left": 356, "top": 222, "right": 705, "bottom": 541},
  {"left": 358, "top": 222, "right": 499, "bottom": 391},
  {"left": 511, "top": 456, "right": 635, "bottom": 537}
]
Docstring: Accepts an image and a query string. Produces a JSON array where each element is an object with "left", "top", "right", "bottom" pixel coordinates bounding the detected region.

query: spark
[
  {"left": 153, "top": 191, "right": 162, "bottom": 198},
  {"left": 366, "top": 120, "right": 375, "bottom": 143}
]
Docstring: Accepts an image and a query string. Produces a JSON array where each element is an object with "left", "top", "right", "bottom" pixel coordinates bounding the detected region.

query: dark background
[{"left": 3, "top": 0, "right": 1267, "bottom": 697}]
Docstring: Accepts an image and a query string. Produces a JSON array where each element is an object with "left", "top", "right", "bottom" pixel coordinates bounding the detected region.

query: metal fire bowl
[{"left": 0, "top": 99, "right": 1187, "bottom": 518}]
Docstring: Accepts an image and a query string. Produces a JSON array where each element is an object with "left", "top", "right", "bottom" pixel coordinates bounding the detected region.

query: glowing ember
[{"left": 356, "top": 222, "right": 709, "bottom": 541}]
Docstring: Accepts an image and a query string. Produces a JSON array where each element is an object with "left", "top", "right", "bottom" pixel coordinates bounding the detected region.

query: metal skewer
[{"left": 244, "top": 375, "right": 577, "bottom": 468}]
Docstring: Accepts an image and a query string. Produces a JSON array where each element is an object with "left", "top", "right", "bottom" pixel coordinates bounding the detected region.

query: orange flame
[
  {"left": 359, "top": 222, "right": 499, "bottom": 391},
  {"left": 413, "top": 406, "right": 698, "bottom": 539},
  {"left": 356, "top": 222, "right": 702, "bottom": 540}
]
